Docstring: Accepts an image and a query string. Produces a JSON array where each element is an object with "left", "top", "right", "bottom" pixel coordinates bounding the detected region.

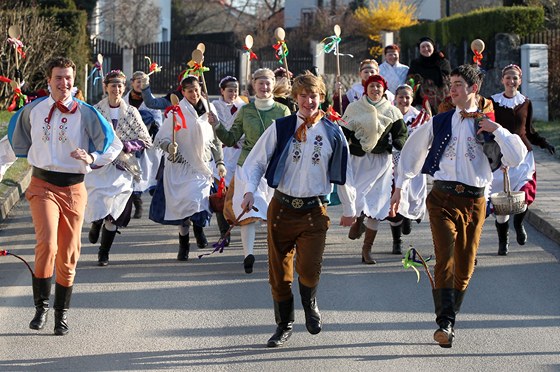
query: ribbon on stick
[
  {"left": 144, "top": 56, "right": 162, "bottom": 75},
  {"left": 402, "top": 247, "right": 434, "bottom": 289},
  {"left": 1, "top": 249, "right": 34, "bottom": 277}
]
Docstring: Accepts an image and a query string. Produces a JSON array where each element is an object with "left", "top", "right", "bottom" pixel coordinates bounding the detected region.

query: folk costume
[
  {"left": 392, "top": 106, "right": 427, "bottom": 234},
  {"left": 240, "top": 112, "right": 355, "bottom": 347},
  {"left": 408, "top": 37, "right": 451, "bottom": 114},
  {"left": 124, "top": 85, "right": 163, "bottom": 218},
  {"left": 396, "top": 105, "right": 527, "bottom": 348},
  {"left": 342, "top": 80, "right": 407, "bottom": 263},
  {"left": 9, "top": 93, "right": 122, "bottom": 334},
  {"left": 490, "top": 91, "right": 554, "bottom": 254},
  {"left": 149, "top": 96, "right": 224, "bottom": 261},
  {"left": 86, "top": 96, "right": 152, "bottom": 265},
  {"left": 214, "top": 97, "right": 290, "bottom": 272},
  {"left": 379, "top": 60, "right": 409, "bottom": 95}
]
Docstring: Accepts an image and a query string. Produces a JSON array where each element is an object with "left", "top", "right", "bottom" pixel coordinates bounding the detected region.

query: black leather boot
[
  {"left": 29, "top": 276, "right": 52, "bottom": 330},
  {"left": 132, "top": 193, "right": 143, "bottom": 219},
  {"left": 432, "top": 288, "right": 456, "bottom": 348},
  {"left": 454, "top": 289, "right": 466, "bottom": 315},
  {"left": 98, "top": 226, "right": 117, "bottom": 266},
  {"left": 193, "top": 225, "right": 208, "bottom": 248},
  {"left": 390, "top": 224, "right": 403, "bottom": 255},
  {"left": 513, "top": 210, "right": 528, "bottom": 245},
  {"left": 53, "top": 283, "right": 72, "bottom": 336},
  {"left": 495, "top": 220, "right": 509, "bottom": 256},
  {"left": 177, "top": 233, "right": 190, "bottom": 261},
  {"left": 299, "top": 281, "right": 321, "bottom": 335},
  {"left": 88, "top": 219, "right": 103, "bottom": 244},
  {"left": 267, "top": 297, "right": 295, "bottom": 347},
  {"left": 401, "top": 217, "right": 412, "bottom": 235},
  {"left": 216, "top": 212, "right": 230, "bottom": 247}
]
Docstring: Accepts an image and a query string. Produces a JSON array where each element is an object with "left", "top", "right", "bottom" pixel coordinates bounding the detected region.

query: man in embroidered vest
[
  {"left": 239, "top": 72, "right": 356, "bottom": 347},
  {"left": 9, "top": 57, "right": 122, "bottom": 335},
  {"left": 390, "top": 64, "right": 526, "bottom": 348}
]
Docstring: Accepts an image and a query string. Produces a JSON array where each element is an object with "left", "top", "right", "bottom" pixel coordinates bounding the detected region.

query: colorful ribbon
[
  {"left": 7, "top": 37, "right": 25, "bottom": 59},
  {"left": 164, "top": 104, "right": 187, "bottom": 131},
  {"left": 318, "top": 35, "right": 354, "bottom": 57},
  {"left": 402, "top": 247, "right": 434, "bottom": 288},
  {"left": 272, "top": 40, "right": 289, "bottom": 65},
  {"left": 0, "top": 75, "right": 26, "bottom": 111},
  {"left": 243, "top": 46, "right": 258, "bottom": 60},
  {"left": 186, "top": 62, "right": 209, "bottom": 77},
  {"left": 145, "top": 56, "right": 162, "bottom": 75},
  {"left": 325, "top": 106, "right": 347, "bottom": 125},
  {"left": 1, "top": 249, "right": 34, "bottom": 276},
  {"left": 87, "top": 61, "right": 103, "bottom": 85},
  {"left": 473, "top": 50, "right": 483, "bottom": 66}
]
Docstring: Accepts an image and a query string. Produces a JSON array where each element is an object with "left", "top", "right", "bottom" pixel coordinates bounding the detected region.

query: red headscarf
[{"left": 363, "top": 74, "right": 388, "bottom": 93}]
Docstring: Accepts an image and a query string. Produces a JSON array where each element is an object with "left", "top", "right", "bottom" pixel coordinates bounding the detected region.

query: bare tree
[
  {"left": 0, "top": 7, "right": 66, "bottom": 109},
  {"left": 95, "top": 0, "right": 161, "bottom": 47}
]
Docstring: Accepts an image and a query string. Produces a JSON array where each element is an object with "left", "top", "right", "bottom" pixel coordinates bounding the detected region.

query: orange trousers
[
  {"left": 267, "top": 198, "right": 331, "bottom": 302},
  {"left": 426, "top": 187, "right": 486, "bottom": 291},
  {"left": 25, "top": 176, "right": 87, "bottom": 287}
]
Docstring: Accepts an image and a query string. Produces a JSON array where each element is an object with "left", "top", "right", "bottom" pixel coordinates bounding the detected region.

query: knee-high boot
[
  {"left": 177, "top": 233, "right": 190, "bottom": 261},
  {"left": 98, "top": 226, "right": 117, "bottom": 266},
  {"left": 267, "top": 297, "right": 295, "bottom": 348},
  {"left": 299, "top": 281, "right": 321, "bottom": 335},
  {"left": 390, "top": 224, "right": 403, "bottom": 255},
  {"left": 132, "top": 192, "right": 143, "bottom": 219},
  {"left": 495, "top": 220, "right": 509, "bottom": 256},
  {"left": 361, "top": 228, "right": 377, "bottom": 264},
  {"left": 432, "top": 288, "right": 456, "bottom": 348},
  {"left": 53, "top": 283, "right": 73, "bottom": 336},
  {"left": 29, "top": 276, "right": 52, "bottom": 330},
  {"left": 348, "top": 213, "right": 366, "bottom": 240},
  {"left": 216, "top": 212, "right": 230, "bottom": 247},
  {"left": 193, "top": 225, "right": 208, "bottom": 248},
  {"left": 513, "top": 210, "right": 528, "bottom": 245},
  {"left": 88, "top": 219, "right": 103, "bottom": 244}
]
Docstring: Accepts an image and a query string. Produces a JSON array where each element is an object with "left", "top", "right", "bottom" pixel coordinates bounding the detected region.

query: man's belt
[
  {"left": 274, "top": 190, "right": 328, "bottom": 209},
  {"left": 432, "top": 180, "right": 485, "bottom": 198},
  {"left": 32, "top": 167, "right": 84, "bottom": 187}
]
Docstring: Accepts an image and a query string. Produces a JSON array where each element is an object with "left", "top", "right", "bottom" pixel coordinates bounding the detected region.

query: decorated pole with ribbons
[
  {"left": 471, "top": 38, "right": 485, "bottom": 66},
  {"left": 243, "top": 34, "right": 257, "bottom": 94},
  {"left": 334, "top": 25, "right": 343, "bottom": 113},
  {"left": 273, "top": 27, "right": 290, "bottom": 76},
  {"left": 88, "top": 54, "right": 104, "bottom": 86},
  {"left": 144, "top": 56, "right": 162, "bottom": 76},
  {"left": 7, "top": 25, "right": 25, "bottom": 87},
  {"left": 189, "top": 47, "right": 209, "bottom": 96},
  {"left": 402, "top": 246, "right": 435, "bottom": 289},
  {"left": 199, "top": 206, "right": 259, "bottom": 259},
  {"left": 165, "top": 93, "right": 185, "bottom": 162}
]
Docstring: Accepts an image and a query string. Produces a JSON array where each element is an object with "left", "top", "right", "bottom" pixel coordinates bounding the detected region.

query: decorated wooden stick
[
  {"left": 7, "top": 25, "right": 24, "bottom": 87},
  {"left": 144, "top": 56, "right": 162, "bottom": 76},
  {"left": 243, "top": 35, "right": 257, "bottom": 94},
  {"left": 402, "top": 246, "right": 435, "bottom": 289},
  {"left": 198, "top": 206, "right": 259, "bottom": 259},
  {"left": 170, "top": 94, "right": 180, "bottom": 162},
  {"left": 471, "top": 39, "right": 485, "bottom": 66},
  {"left": 334, "top": 25, "right": 343, "bottom": 113},
  {"left": 88, "top": 54, "right": 104, "bottom": 85},
  {"left": 273, "top": 27, "right": 290, "bottom": 76},
  {"left": 191, "top": 48, "right": 208, "bottom": 96}
]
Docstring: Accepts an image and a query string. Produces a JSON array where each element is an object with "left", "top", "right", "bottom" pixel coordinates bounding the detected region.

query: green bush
[{"left": 400, "top": 6, "right": 544, "bottom": 53}]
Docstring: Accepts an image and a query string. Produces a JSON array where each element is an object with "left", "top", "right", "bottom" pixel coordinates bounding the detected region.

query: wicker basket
[{"left": 490, "top": 168, "right": 527, "bottom": 215}]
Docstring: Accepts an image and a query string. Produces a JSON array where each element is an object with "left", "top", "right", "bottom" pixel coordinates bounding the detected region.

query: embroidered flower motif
[
  {"left": 443, "top": 136, "right": 457, "bottom": 160},
  {"left": 292, "top": 139, "right": 302, "bottom": 163},
  {"left": 58, "top": 121, "right": 69, "bottom": 143},
  {"left": 455, "top": 184, "right": 465, "bottom": 193},
  {"left": 311, "top": 135, "right": 324, "bottom": 165},
  {"left": 465, "top": 137, "right": 477, "bottom": 161}
]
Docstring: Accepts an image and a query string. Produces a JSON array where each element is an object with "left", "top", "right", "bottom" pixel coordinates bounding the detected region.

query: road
[{"left": 0, "top": 196, "right": 559, "bottom": 371}]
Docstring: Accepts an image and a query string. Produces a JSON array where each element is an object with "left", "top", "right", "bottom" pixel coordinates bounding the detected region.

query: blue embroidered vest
[{"left": 264, "top": 114, "right": 348, "bottom": 188}]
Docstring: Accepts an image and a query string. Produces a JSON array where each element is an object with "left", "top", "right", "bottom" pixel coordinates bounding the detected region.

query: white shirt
[
  {"left": 24, "top": 96, "right": 122, "bottom": 174},
  {"left": 396, "top": 108, "right": 527, "bottom": 190},
  {"left": 240, "top": 113, "right": 356, "bottom": 217},
  {"left": 379, "top": 61, "right": 409, "bottom": 94}
]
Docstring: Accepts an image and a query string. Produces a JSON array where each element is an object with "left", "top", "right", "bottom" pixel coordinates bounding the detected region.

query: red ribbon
[
  {"left": 164, "top": 104, "right": 187, "bottom": 131},
  {"left": 325, "top": 106, "right": 347, "bottom": 125},
  {"left": 243, "top": 46, "right": 258, "bottom": 60},
  {"left": 217, "top": 177, "right": 226, "bottom": 198},
  {"left": 473, "top": 50, "right": 483, "bottom": 66},
  {"left": 149, "top": 63, "right": 158, "bottom": 73}
]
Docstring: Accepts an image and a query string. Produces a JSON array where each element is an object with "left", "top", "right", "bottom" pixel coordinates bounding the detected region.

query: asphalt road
[{"left": 0, "top": 196, "right": 559, "bottom": 371}]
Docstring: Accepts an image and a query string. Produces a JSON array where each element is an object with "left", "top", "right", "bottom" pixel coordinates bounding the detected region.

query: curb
[
  {"left": 0, "top": 168, "right": 31, "bottom": 222},
  {"left": 526, "top": 208, "right": 560, "bottom": 246}
]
